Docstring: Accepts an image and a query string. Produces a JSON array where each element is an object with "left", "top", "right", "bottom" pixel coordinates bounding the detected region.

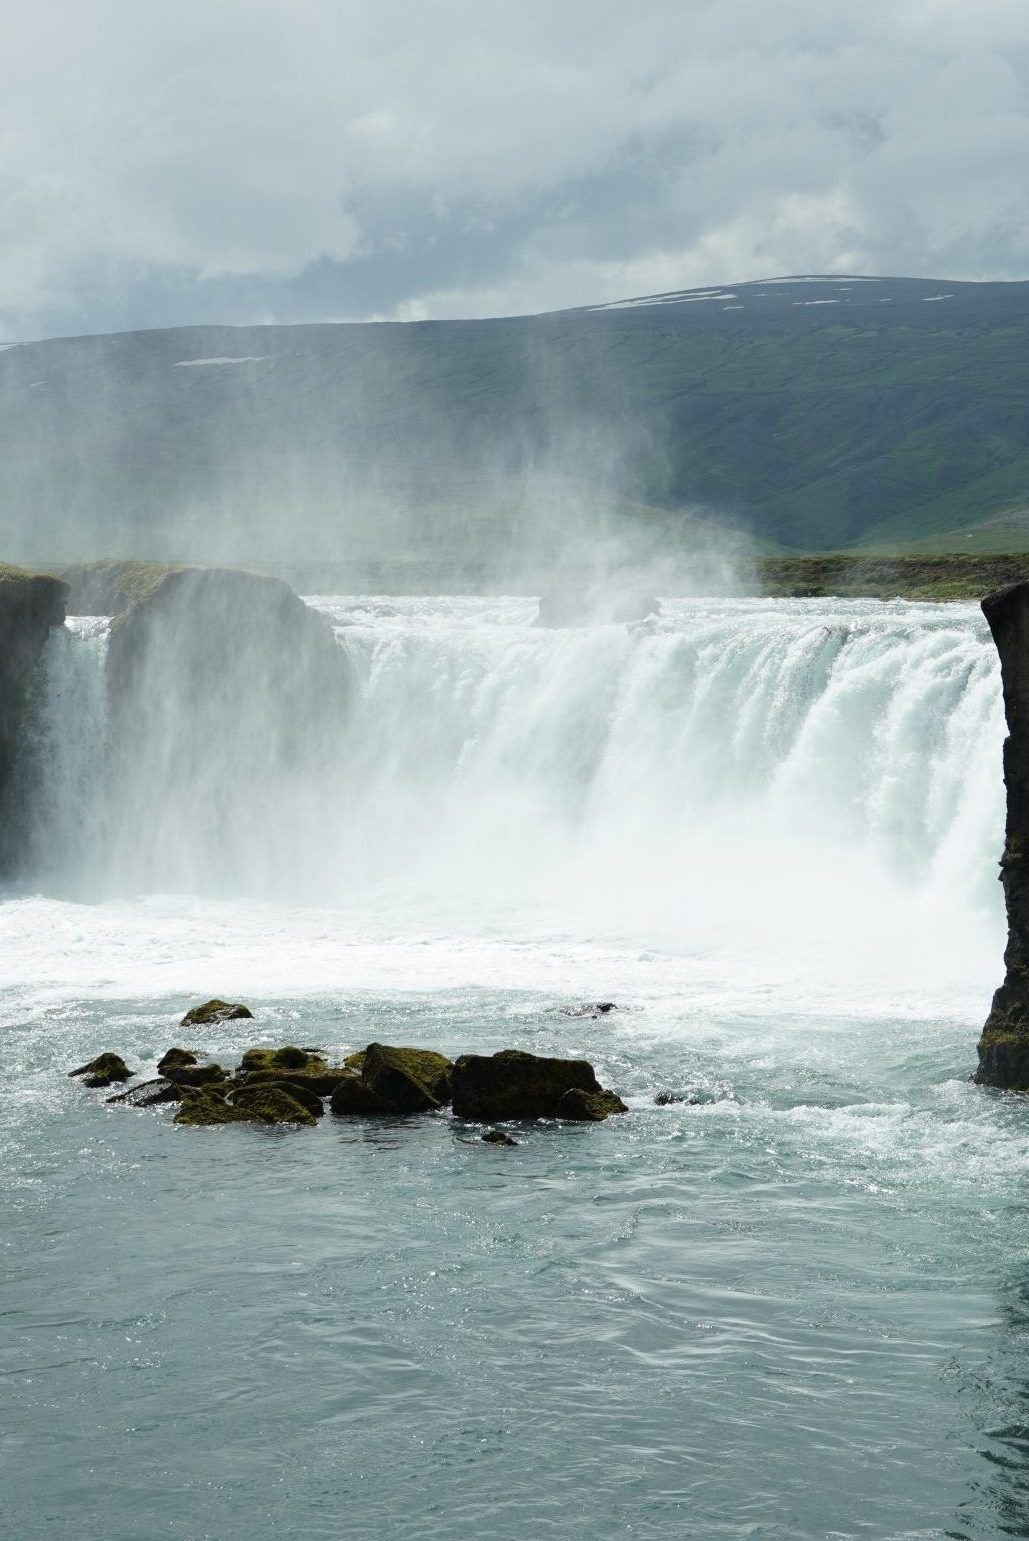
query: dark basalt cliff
[
  {"left": 0, "top": 563, "right": 67, "bottom": 861},
  {"left": 977, "top": 581, "right": 1029, "bottom": 1087},
  {"left": 105, "top": 565, "right": 348, "bottom": 892}
]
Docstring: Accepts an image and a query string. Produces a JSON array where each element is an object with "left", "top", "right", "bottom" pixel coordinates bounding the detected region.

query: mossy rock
[
  {"left": 558, "top": 1088, "right": 628, "bottom": 1121},
  {"left": 329, "top": 1043, "right": 453, "bottom": 1117},
  {"left": 362, "top": 1043, "right": 453, "bottom": 1112},
  {"left": 238, "top": 1046, "right": 327, "bottom": 1075},
  {"left": 231, "top": 1081, "right": 324, "bottom": 1120},
  {"left": 164, "top": 1063, "right": 229, "bottom": 1089},
  {"left": 181, "top": 999, "right": 254, "bottom": 1027},
  {"left": 174, "top": 1084, "right": 316, "bottom": 1127},
  {"left": 157, "top": 1047, "right": 198, "bottom": 1073},
  {"left": 229, "top": 1086, "right": 317, "bottom": 1126},
  {"left": 68, "top": 1052, "right": 133, "bottom": 1088},
  {"left": 329, "top": 1074, "right": 393, "bottom": 1116},
  {"left": 238, "top": 1065, "right": 350, "bottom": 1096},
  {"left": 342, "top": 1049, "right": 366, "bottom": 1072},
  {"left": 451, "top": 1049, "right": 624, "bottom": 1121},
  {"left": 975, "top": 1023, "right": 1029, "bottom": 1090},
  {"left": 174, "top": 1090, "right": 245, "bottom": 1126}
]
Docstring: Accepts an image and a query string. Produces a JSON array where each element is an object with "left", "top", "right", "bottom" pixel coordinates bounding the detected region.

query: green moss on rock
[
  {"left": 329, "top": 1043, "right": 454, "bottom": 1117},
  {"left": 181, "top": 999, "right": 254, "bottom": 1027},
  {"left": 238, "top": 1065, "right": 350, "bottom": 1096},
  {"left": 231, "top": 1082, "right": 324, "bottom": 1121},
  {"left": 156, "top": 1047, "right": 198, "bottom": 1073},
  {"left": 68, "top": 1052, "right": 133, "bottom": 1088},
  {"left": 173, "top": 1089, "right": 245, "bottom": 1126},
  {"left": 164, "top": 1063, "right": 229, "bottom": 1088},
  {"left": 174, "top": 1084, "right": 317, "bottom": 1126},
  {"left": 558, "top": 1088, "right": 629, "bottom": 1120}
]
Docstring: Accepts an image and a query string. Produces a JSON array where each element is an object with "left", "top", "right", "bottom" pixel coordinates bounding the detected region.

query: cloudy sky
[{"left": 4, "top": 0, "right": 1029, "bottom": 338}]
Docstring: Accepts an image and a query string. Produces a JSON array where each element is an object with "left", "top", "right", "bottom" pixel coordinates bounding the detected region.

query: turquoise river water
[{"left": 2, "top": 597, "right": 1027, "bottom": 1540}]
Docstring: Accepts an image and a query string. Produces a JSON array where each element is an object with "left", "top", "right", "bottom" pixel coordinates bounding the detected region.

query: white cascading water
[
  {"left": 10, "top": 594, "right": 1007, "bottom": 1009},
  {"left": 8, "top": 616, "right": 109, "bottom": 894}
]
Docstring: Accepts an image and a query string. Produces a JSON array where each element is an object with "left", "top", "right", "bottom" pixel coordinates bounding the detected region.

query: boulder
[
  {"left": 174, "top": 1085, "right": 316, "bottom": 1127},
  {"left": 173, "top": 1089, "right": 246, "bottom": 1126},
  {"left": 181, "top": 999, "right": 253, "bottom": 1027},
  {"left": 329, "top": 1043, "right": 454, "bottom": 1116},
  {"left": 450, "top": 1049, "right": 626, "bottom": 1122},
  {"left": 329, "top": 1075, "right": 393, "bottom": 1116},
  {"left": 157, "top": 1047, "right": 199, "bottom": 1072},
  {"left": 558, "top": 1088, "right": 629, "bottom": 1120},
  {"left": 978, "top": 581, "right": 1029, "bottom": 1088},
  {"left": 68, "top": 1052, "right": 133, "bottom": 1088},
  {"left": 230, "top": 1080, "right": 325, "bottom": 1120}
]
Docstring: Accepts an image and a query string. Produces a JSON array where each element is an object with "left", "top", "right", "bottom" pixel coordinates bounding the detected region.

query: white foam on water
[{"left": 2, "top": 597, "right": 1005, "bottom": 1030}]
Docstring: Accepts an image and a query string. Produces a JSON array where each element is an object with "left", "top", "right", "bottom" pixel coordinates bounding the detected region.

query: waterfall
[
  {"left": 12, "top": 598, "right": 1006, "bottom": 961},
  {"left": 6, "top": 617, "right": 108, "bottom": 894}
]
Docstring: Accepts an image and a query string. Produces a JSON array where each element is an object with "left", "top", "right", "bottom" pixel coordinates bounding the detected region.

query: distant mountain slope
[{"left": 2, "top": 273, "right": 1028, "bottom": 564}]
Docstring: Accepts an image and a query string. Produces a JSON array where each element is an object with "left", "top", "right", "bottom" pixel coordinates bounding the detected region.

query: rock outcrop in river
[
  {"left": 104, "top": 566, "right": 349, "bottom": 893},
  {"left": 978, "top": 581, "right": 1029, "bottom": 1088},
  {"left": 0, "top": 563, "right": 67, "bottom": 865},
  {"left": 72, "top": 1034, "right": 629, "bottom": 1130}
]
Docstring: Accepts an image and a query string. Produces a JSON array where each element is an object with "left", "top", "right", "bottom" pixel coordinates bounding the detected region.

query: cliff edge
[
  {"left": 977, "top": 581, "right": 1029, "bottom": 1086},
  {"left": 0, "top": 563, "right": 67, "bottom": 856}
]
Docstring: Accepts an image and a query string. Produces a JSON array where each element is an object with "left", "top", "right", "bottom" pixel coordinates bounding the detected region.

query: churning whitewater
[{"left": 3, "top": 595, "right": 1023, "bottom": 1541}]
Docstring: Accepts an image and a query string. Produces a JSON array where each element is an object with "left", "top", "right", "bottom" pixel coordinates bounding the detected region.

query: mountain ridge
[{"left": 3, "top": 273, "right": 1028, "bottom": 566}]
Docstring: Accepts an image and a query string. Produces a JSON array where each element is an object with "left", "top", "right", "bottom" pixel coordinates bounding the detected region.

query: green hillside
[{"left": 2, "top": 274, "right": 1028, "bottom": 565}]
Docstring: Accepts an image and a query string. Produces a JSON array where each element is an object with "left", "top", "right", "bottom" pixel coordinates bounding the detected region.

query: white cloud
[{"left": 2, "top": 0, "right": 1029, "bottom": 333}]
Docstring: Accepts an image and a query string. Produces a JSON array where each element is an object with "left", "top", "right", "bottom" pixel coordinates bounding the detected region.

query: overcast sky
[{"left": 4, "top": 0, "right": 1029, "bottom": 338}]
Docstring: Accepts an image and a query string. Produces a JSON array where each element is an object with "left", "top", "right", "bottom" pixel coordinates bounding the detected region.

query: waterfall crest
[{"left": 11, "top": 597, "right": 1005, "bottom": 950}]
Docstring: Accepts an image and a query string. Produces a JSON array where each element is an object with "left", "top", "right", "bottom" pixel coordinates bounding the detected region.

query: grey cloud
[{"left": 2, "top": 0, "right": 1029, "bottom": 338}]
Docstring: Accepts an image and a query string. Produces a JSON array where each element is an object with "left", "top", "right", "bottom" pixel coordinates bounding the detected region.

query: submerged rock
[
  {"left": 181, "top": 999, "right": 253, "bottom": 1027},
  {"left": 561, "top": 1001, "right": 619, "bottom": 1019},
  {"left": 481, "top": 1128, "right": 518, "bottom": 1146},
  {"left": 451, "top": 1049, "right": 626, "bottom": 1122},
  {"left": 68, "top": 1052, "right": 133, "bottom": 1088},
  {"left": 329, "top": 1043, "right": 454, "bottom": 1116},
  {"left": 978, "top": 581, "right": 1029, "bottom": 1089}
]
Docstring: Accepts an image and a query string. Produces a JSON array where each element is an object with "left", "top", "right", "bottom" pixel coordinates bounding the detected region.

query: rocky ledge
[{"left": 0, "top": 562, "right": 67, "bottom": 865}]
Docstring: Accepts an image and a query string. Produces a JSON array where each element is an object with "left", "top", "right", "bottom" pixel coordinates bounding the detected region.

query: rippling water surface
[{"left": 3, "top": 598, "right": 1028, "bottom": 1540}]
